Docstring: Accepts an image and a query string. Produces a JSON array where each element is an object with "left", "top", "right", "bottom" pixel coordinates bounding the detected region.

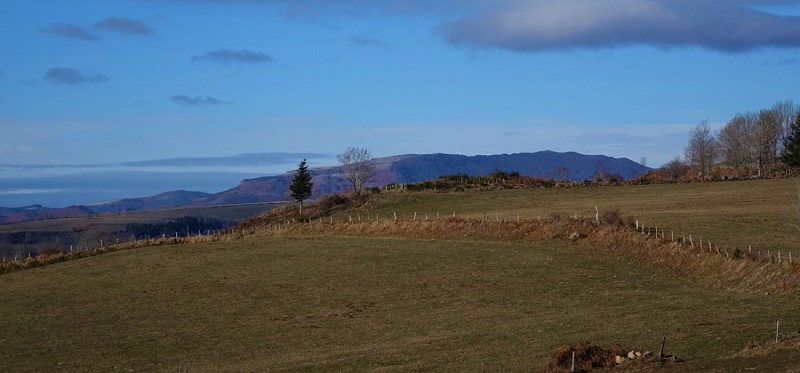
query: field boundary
[{"left": 3, "top": 211, "right": 798, "bottom": 295}]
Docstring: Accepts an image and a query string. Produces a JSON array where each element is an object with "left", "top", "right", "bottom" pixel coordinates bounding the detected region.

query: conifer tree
[
  {"left": 781, "top": 113, "right": 800, "bottom": 168},
  {"left": 289, "top": 159, "right": 313, "bottom": 213}
]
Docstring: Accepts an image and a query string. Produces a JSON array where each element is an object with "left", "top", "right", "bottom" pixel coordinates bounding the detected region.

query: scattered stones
[
  {"left": 614, "top": 350, "right": 656, "bottom": 366},
  {"left": 569, "top": 232, "right": 585, "bottom": 241}
]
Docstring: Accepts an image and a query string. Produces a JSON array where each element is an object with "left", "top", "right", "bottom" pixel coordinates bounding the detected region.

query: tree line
[{"left": 666, "top": 100, "right": 800, "bottom": 180}]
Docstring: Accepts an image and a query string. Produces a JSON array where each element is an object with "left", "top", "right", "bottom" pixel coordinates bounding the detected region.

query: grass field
[
  {"left": 345, "top": 179, "right": 800, "bottom": 253},
  {"left": 2, "top": 235, "right": 800, "bottom": 372},
  {"left": 2, "top": 179, "right": 800, "bottom": 371}
]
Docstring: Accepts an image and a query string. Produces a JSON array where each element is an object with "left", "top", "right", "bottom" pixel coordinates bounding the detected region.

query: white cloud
[{"left": 437, "top": 0, "right": 800, "bottom": 52}]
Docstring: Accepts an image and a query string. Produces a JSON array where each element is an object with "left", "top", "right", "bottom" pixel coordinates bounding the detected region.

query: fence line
[{"left": 1, "top": 209, "right": 793, "bottom": 270}]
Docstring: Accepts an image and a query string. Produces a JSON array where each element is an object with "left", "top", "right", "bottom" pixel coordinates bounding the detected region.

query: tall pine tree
[
  {"left": 782, "top": 112, "right": 800, "bottom": 168},
  {"left": 289, "top": 159, "right": 313, "bottom": 213}
]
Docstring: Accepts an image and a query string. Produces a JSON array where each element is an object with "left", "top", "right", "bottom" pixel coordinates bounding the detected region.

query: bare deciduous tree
[
  {"left": 754, "top": 109, "right": 782, "bottom": 177},
  {"left": 661, "top": 156, "right": 690, "bottom": 180},
  {"left": 337, "top": 147, "right": 374, "bottom": 196},
  {"left": 684, "top": 121, "right": 719, "bottom": 178},
  {"left": 718, "top": 110, "right": 782, "bottom": 177},
  {"left": 718, "top": 113, "right": 752, "bottom": 171},
  {"left": 772, "top": 100, "right": 799, "bottom": 153}
]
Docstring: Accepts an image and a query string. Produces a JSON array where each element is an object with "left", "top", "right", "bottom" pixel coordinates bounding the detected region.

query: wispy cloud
[
  {"left": 775, "top": 58, "right": 799, "bottom": 65},
  {"left": 94, "top": 16, "right": 151, "bottom": 35},
  {"left": 45, "top": 23, "right": 98, "bottom": 41},
  {"left": 44, "top": 67, "right": 108, "bottom": 85},
  {"left": 170, "top": 95, "right": 226, "bottom": 106},
  {"left": 437, "top": 0, "right": 800, "bottom": 53},
  {"left": 351, "top": 35, "right": 388, "bottom": 47},
  {"left": 191, "top": 49, "right": 273, "bottom": 64}
]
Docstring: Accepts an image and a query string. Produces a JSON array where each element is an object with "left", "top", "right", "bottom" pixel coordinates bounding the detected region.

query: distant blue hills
[
  {"left": 0, "top": 151, "right": 648, "bottom": 224},
  {"left": 390, "top": 151, "right": 646, "bottom": 183}
]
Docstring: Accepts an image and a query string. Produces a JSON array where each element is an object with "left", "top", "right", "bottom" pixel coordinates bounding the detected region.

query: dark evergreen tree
[
  {"left": 289, "top": 159, "right": 313, "bottom": 213},
  {"left": 781, "top": 113, "right": 800, "bottom": 168}
]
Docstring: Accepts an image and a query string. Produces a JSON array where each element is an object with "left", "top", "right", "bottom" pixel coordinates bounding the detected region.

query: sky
[{"left": 1, "top": 0, "right": 800, "bottom": 206}]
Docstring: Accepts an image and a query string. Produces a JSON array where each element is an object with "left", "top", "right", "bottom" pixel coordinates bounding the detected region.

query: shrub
[
  {"left": 37, "top": 247, "right": 64, "bottom": 257},
  {"left": 601, "top": 209, "right": 624, "bottom": 226}
]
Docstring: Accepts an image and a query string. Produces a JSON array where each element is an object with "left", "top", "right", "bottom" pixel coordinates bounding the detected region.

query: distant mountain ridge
[
  {"left": 0, "top": 151, "right": 647, "bottom": 224},
  {"left": 390, "top": 151, "right": 645, "bottom": 182}
]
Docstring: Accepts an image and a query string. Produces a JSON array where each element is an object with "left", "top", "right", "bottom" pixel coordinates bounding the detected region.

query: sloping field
[
  {"left": 3, "top": 179, "right": 800, "bottom": 371},
  {"left": 2, "top": 235, "right": 800, "bottom": 371},
  {"left": 345, "top": 179, "right": 800, "bottom": 253}
]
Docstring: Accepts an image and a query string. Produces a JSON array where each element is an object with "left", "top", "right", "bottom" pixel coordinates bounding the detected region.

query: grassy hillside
[
  {"left": 344, "top": 178, "right": 800, "bottom": 253},
  {"left": 2, "top": 179, "right": 800, "bottom": 371},
  {"left": 2, "top": 235, "right": 800, "bottom": 372}
]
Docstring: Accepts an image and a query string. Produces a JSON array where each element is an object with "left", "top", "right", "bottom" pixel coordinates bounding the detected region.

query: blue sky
[{"left": 1, "top": 0, "right": 800, "bottom": 202}]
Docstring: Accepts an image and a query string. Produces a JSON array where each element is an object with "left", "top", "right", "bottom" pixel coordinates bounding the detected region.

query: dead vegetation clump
[
  {"left": 545, "top": 341, "right": 671, "bottom": 372},
  {"left": 237, "top": 193, "right": 370, "bottom": 229},
  {"left": 546, "top": 341, "right": 624, "bottom": 372}
]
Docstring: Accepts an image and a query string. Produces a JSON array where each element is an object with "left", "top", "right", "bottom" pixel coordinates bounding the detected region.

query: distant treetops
[{"left": 677, "top": 99, "right": 800, "bottom": 179}]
